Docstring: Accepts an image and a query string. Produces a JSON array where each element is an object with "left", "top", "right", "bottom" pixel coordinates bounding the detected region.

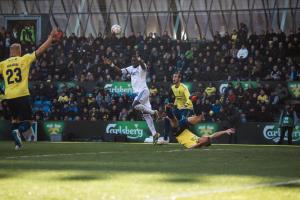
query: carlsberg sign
[
  {"left": 105, "top": 121, "right": 150, "bottom": 141},
  {"left": 104, "top": 82, "right": 133, "bottom": 94},
  {"left": 263, "top": 124, "right": 300, "bottom": 143}
]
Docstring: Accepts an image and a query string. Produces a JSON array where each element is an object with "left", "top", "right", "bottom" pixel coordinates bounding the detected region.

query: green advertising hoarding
[
  {"left": 56, "top": 82, "right": 77, "bottom": 93},
  {"left": 43, "top": 121, "right": 65, "bottom": 140},
  {"left": 262, "top": 124, "right": 300, "bottom": 144},
  {"left": 0, "top": 120, "right": 9, "bottom": 140},
  {"left": 219, "top": 81, "right": 258, "bottom": 94},
  {"left": 105, "top": 121, "right": 151, "bottom": 142},
  {"left": 288, "top": 82, "right": 300, "bottom": 98},
  {"left": 183, "top": 82, "right": 193, "bottom": 91},
  {"left": 104, "top": 82, "right": 133, "bottom": 94},
  {"left": 231, "top": 81, "right": 258, "bottom": 89},
  {"left": 191, "top": 123, "right": 219, "bottom": 137}
]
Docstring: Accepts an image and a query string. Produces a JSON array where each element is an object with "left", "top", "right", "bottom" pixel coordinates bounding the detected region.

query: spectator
[
  {"left": 257, "top": 89, "right": 269, "bottom": 105},
  {"left": 205, "top": 83, "right": 217, "bottom": 97},
  {"left": 58, "top": 92, "right": 69, "bottom": 103},
  {"left": 237, "top": 44, "right": 248, "bottom": 59}
]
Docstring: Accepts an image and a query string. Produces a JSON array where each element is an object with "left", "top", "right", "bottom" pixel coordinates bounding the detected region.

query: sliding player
[
  {"left": 103, "top": 56, "right": 160, "bottom": 144},
  {"left": 159, "top": 72, "right": 194, "bottom": 144},
  {"left": 0, "top": 27, "right": 59, "bottom": 150},
  {"left": 165, "top": 105, "right": 235, "bottom": 148}
]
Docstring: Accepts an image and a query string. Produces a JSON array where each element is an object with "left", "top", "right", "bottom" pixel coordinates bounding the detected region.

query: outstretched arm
[
  {"left": 35, "top": 27, "right": 57, "bottom": 57},
  {"left": 209, "top": 128, "right": 235, "bottom": 140},
  {"left": 103, "top": 57, "right": 122, "bottom": 75},
  {"left": 189, "top": 128, "right": 235, "bottom": 149}
]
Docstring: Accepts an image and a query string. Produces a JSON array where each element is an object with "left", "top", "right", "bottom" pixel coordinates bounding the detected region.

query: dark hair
[{"left": 173, "top": 72, "right": 182, "bottom": 79}]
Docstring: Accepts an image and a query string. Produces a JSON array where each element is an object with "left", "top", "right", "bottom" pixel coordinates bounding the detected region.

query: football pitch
[{"left": 0, "top": 142, "right": 299, "bottom": 200}]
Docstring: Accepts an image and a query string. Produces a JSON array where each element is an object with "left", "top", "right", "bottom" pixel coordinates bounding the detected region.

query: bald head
[{"left": 10, "top": 43, "right": 22, "bottom": 57}]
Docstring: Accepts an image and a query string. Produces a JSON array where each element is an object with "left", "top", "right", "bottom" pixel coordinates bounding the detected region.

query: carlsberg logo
[
  {"left": 106, "top": 123, "right": 143, "bottom": 139},
  {"left": 104, "top": 82, "right": 133, "bottom": 94},
  {"left": 263, "top": 125, "right": 300, "bottom": 142}
]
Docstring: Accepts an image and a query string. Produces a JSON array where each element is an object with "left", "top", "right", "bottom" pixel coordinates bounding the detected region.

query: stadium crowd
[{"left": 0, "top": 24, "right": 299, "bottom": 122}]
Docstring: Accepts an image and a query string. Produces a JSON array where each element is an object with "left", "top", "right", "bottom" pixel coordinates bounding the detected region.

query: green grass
[{"left": 0, "top": 142, "right": 300, "bottom": 200}]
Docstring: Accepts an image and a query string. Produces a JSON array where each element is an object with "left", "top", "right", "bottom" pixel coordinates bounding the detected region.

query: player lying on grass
[
  {"left": 103, "top": 56, "right": 160, "bottom": 144},
  {"left": 165, "top": 105, "right": 235, "bottom": 148}
]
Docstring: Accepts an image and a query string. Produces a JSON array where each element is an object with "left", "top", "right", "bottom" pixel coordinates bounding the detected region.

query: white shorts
[{"left": 133, "top": 89, "right": 151, "bottom": 109}]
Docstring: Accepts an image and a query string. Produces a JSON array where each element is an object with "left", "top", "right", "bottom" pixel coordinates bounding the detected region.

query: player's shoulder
[
  {"left": 126, "top": 65, "right": 135, "bottom": 70},
  {"left": 180, "top": 83, "right": 188, "bottom": 90},
  {"left": 0, "top": 59, "right": 6, "bottom": 65},
  {"left": 0, "top": 56, "right": 18, "bottom": 65},
  {"left": 171, "top": 84, "right": 179, "bottom": 91},
  {"left": 22, "top": 52, "right": 36, "bottom": 59}
]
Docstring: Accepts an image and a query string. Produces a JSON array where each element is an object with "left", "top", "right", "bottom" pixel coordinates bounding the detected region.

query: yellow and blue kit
[{"left": 0, "top": 52, "right": 36, "bottom": 99}]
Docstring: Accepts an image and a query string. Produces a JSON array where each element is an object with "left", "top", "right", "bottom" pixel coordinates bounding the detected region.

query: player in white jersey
[{"left": 103, "top": 56, "right": 160, "bottom": 143}]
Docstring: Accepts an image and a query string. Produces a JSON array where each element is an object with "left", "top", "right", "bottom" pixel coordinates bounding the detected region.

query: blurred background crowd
[{"left": 0, "top": 23, "right": 299, "bottom": 122}]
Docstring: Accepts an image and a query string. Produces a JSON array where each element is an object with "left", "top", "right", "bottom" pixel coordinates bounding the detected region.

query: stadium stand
[{"left": 0, "top": 25, "right": 299, "bottom": 122}]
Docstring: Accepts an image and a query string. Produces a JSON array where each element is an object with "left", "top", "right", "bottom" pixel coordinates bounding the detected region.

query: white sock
[
  {"left": 29, "top": 127, "right": 35, "bottom": 141},
  {"left": 143, "top": 114, "right": 157, "bottom": 136},
  {"left": 134, "top": 104, "right": 155, "bottom": 115},
  {"left": 23, "top": 127, "right": 34, "bottom": 141}
]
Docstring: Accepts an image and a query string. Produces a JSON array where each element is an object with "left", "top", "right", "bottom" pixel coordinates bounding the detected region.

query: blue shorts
[
  {"left": 173, "top": 108, "right": 194, "bottom": 120},
  {"left": 174, "top": 118, "right": 190, "bottom": 136}
]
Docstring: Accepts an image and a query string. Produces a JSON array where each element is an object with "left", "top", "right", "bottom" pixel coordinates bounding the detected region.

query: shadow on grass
[
  {"left": 0, "top": 144, "right": 300, "bottom": 182},
  {"left": 59, "top": 174, "right": 101, "bottom": 181},
  {"left": 162, "top": 177, "right": 200, "bottom": 183},
  {"left": 0, "top": 173, "right": 14, "bottom": 179},
  {"left": 275, "top": 183, "right": 300, "bottom": 188}
]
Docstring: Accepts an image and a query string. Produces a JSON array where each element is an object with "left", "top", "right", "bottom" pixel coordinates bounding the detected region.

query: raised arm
[
  {"left": 35, "top": 27, "right": 57, "bottom": 57},
  {"left": 103, "top": 57, "right": 122, "bottom": 75},
  {"left": 137, "top": 56, "right": 147, "bottom": 70}
]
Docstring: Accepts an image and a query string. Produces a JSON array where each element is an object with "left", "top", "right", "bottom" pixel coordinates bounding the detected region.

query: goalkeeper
[{"left": 165, "top": 104, "right": 235, "bottom": 149}]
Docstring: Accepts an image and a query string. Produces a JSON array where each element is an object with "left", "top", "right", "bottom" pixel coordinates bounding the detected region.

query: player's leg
[
  {"left": 6, "top": 99, "right": 22, "bottom": 149},
  {"left": 186, "top": 114, "right": 205, "bottom": 125},
  {"left": 143, "top": 114, "right": 160, "bottom": 142},
  {"left": 278, "top": 126, "right": 287, "bottom": 144},
  {"left": 287, "top": 127, "right": 293, "bottom": 145},
  {"left": 11, "top": 119, "right": 22, "bottom": 149},
  {"left": 15, "top": 96, "right": 33, "bottom": 147},
  {"left": 18, "top": 120, "right": 33, "bottom": 140},
  {"left": 136, "top": 91, "right": 160, "bottom": 143},
  {"left": 16, "top": 96, "right": 33, "bottom": 140},
  {"left": 165, "top": 105, "right": 179, "bottom": 128},
  {"left": 18, "top": 96, "right": 34, "bottom": 141},
  {"left": 160, "top": 117, "right": 171, "bottom": 143},
  {"left": 132, "top": 89, "right": 158, "bottom": 116}
]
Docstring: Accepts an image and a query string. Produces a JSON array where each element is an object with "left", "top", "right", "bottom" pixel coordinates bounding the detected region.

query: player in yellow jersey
[
  {"left": 0, "top": 27, "right": 58, "bottom": 150},
  {"left": 160, "top": 72, "right": 194, "bottom": 144},
  {"left": 165, "top": 104, "right": 235, "bottom": 148}
]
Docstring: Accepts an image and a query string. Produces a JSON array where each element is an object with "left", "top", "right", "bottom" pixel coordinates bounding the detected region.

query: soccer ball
[{"left": 111, "top": 24, "right": 121, "bottom": 34}]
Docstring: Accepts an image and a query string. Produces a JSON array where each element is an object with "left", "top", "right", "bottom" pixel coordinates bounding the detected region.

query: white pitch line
[
  {"left": 3, "top": 148, "right": 232, "bottom": 159},
  {"left": 4, "top": 151, "right": 118, "bottom": 159},
  {"left": 148, "top": 179, "right": 300, "bottom": 200},
  {"left": 3, "top": 149, "right": 183, "bottom": 159}
]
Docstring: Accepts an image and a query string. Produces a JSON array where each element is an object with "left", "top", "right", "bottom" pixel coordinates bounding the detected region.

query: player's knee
[
  {"left": 18, "top": 121, "right": 31, "bottom": 133},
  {"left": 132, "top": 100, "right": 140, "bottom": 108},
  {"left": 132, "top": 102, "right": 142, "bottom": 111},
  {"left": 11, "top": 123, "right": 20, "bottom": 131}
]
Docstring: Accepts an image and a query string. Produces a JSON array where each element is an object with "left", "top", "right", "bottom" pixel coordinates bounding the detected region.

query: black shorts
[{"left": 6, "top": 96, "right": 32, "bottom": 121}]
